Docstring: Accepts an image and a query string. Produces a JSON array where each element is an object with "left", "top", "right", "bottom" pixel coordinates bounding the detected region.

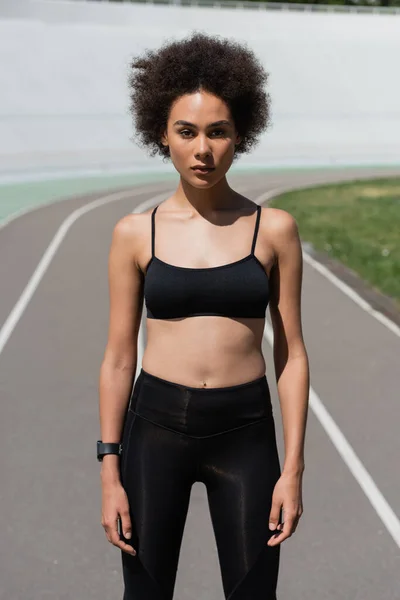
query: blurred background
[
  {"left": 1, "top": 0, "right": 400, "bottom": 182},
  {"left": 0, "top": 1, "right": 399, "bottom": 599}
]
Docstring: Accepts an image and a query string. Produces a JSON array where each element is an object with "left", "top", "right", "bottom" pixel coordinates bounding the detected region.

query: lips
[{"left": 191, "top": 167, "right": 215, "bottom": 173}]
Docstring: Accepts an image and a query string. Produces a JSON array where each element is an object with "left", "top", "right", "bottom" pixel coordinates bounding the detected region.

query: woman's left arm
[{"left": 265, "top": 208, "right": 310, "bottom": 547}]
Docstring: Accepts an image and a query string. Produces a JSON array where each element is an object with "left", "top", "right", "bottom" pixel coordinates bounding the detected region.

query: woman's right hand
[{"left": 101, "top": 480, "right": 136, "bottom": 556}]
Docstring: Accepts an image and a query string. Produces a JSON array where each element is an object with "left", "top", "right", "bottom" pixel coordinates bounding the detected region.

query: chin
[{"left": 188, "top": 179, "right": 215, "bottom": 189}]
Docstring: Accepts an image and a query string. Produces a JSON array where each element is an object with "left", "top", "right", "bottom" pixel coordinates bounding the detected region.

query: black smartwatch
[{"left": 97, "top": 440, "right": 122, "bottom": 462}]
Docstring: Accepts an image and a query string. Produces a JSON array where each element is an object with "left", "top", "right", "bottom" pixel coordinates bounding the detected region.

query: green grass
[{"left": 269, "top": 178, "right": 400, "bottom": 309}]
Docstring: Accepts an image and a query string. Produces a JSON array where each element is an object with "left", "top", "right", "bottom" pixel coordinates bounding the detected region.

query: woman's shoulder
[
  {"left": 258, "top": 206, "right": 300, "bottom": 264},
  {"left": 110, "top": 209, "right": 156, "bottom": 256},
  {"left": 260, "top": 206, "right": 298, "bottom": 236},
  {"left": 113, "top": 204, "right": 162, "bottom": 234}
]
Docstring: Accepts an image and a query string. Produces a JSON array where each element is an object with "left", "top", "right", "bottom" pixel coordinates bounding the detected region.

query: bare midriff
[{"left": 142, "top": 316, "right": 267, "bottom": 388}]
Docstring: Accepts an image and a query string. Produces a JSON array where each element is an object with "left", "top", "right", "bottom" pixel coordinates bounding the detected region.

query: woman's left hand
[{"left": 267, "top": 470, "right": 304, "bottom": 547}]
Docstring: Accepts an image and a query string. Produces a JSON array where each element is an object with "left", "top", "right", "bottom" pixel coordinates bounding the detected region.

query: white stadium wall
[{"left": 1, "top": 0, "right": 400, "bottom": 179}]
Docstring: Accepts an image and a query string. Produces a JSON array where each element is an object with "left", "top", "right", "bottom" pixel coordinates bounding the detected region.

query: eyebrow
[{"left": 173, "top": 120, "right": 231, "bottom": 128}]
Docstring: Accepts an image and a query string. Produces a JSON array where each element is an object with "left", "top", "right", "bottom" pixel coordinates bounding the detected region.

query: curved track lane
[{"left": 1, "top": 167, "right": 399, "bottom": 600}]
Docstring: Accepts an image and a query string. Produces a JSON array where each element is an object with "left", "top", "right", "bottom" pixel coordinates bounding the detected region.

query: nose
[{"left": 195, "top": 134, "right": 212, "bottom": 159}]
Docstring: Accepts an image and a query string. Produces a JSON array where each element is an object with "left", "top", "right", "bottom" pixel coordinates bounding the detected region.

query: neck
[{"left": 171, "top": 174, "right": 245, "bottom": 217}]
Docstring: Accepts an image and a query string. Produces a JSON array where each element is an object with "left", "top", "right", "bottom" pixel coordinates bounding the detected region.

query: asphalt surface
[{"left": 1, "top": 167, "right": 399, "bottom": 600}]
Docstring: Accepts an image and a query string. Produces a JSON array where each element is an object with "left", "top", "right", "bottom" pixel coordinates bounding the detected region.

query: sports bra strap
[
  {"left": 151, "top": 205, "right": 159, "bottom": 258},
  {"left": 251, "top": 205, "right": 261, "bottom": 255},
  {"left": 152, "top": 204, "right": 260, "bottom": 258}
]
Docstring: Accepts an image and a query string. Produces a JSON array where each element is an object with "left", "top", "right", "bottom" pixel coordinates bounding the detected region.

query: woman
[{"left": 98, "top": 32, "right": 309, "bottom": 600}]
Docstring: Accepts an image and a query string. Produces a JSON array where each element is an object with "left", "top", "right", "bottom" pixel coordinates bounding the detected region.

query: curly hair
[{"left": 128, "top": 31, "right": 271, "bottom": 162}]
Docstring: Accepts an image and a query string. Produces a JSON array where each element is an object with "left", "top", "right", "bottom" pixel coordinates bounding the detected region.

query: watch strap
[{"left": 97, "top": 440, "right": 122, "bottom": 462}]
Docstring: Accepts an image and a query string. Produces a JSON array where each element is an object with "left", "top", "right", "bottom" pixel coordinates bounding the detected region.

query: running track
[{"left": 1, "top": 167, "right": 399, "bottom": 600}]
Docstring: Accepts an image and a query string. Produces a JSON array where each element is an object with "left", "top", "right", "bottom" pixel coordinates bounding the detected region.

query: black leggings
[{"left": 119, "top": 368, "right": 282, "bottom": 600}]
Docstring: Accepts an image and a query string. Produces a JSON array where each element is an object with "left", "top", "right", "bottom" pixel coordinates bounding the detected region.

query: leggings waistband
[{"left": 129, "top": 368, "right": 273, "bottom": 438}]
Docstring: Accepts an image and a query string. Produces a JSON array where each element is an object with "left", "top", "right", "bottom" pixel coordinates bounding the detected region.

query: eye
[
  {"left": 210, "top": 129, "right": 225, "bottom": 137},
  {"left": 179, "top": 130, "right": 194, "bottom": 137}
]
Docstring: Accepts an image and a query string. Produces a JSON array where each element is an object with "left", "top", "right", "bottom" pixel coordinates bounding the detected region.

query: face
[{"left": 161, "top": 89, "right": 241, "bottom": 186}]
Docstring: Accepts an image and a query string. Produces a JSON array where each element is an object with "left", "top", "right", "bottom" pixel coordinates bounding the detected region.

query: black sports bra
[{"left": 143, "top": 204, "right": 270, "bottom": 320}]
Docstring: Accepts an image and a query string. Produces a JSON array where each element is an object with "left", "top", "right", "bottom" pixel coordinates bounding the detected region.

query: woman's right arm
[{"left": 98, "top": 214, "right": 144, "bottom": 554}]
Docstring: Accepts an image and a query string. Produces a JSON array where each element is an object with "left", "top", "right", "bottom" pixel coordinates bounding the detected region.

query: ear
[
  {"left": 235, "top": 133, "right": 242, "bottom": 146},
  {"left": 160, "top": 130, "right": 168, "bottom": 147}
]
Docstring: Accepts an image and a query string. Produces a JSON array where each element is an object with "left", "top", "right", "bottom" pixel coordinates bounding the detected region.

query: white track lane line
[
  {"left": 256, "top": 191, "right": 400, "bottom": 548},
  {"left": 134, "top": 191, "right": 400, "bottom": 549},
  {"left": 0, "top": 186, "right": 173, "bottom": 357},
  {"left": 263, "top": 324, "right": 400, "bottom": 548},
  {"left": 2, "top": 184, "right": 399, "bottom": 548},
  {"left": 256, "top": 189, "right": 400, "bottom": 338}
]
